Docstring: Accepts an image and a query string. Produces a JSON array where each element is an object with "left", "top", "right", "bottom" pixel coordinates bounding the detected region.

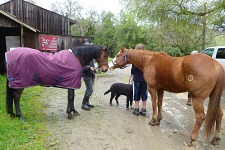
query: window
[
  {"left": 216, "top": 48, "right": 225, "bottom": 59},
  {"left": 202, "top": 48, "right": 214, "bottom": 57}
]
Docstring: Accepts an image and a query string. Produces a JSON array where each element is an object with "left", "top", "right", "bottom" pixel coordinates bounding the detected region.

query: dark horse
[
  {"left": 110, "top": 48, "right": 224, "bottom": 146},
  {"left": 5, "top": 44, "right": 110, "bottom": 120}
]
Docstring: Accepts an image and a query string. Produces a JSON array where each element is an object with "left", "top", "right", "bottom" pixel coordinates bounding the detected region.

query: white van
[{"left": 201, "top": 46, "right": 225, "bottom": 68}]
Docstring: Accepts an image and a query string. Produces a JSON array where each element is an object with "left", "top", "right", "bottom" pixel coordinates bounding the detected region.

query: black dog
[{"left": 104, "top": 83, "right": 133, "bottom": 109}]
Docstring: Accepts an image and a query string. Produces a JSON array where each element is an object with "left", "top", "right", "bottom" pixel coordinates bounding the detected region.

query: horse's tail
[
  {"left": 6, "top": 79, "right": 14, "bottom": 114},
  {"left": 104, "top": 89, "right": 111, "bottom": 95},
  {"left": 204, "top": 65, "right": 225, "bottom": 140}
]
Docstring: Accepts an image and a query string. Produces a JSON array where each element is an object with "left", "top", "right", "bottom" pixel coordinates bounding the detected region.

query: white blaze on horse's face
[
  {"left": 109, "top": 50, "right": 127, "bottom": 70},
  {"left": 115, "top": 50, "right": 126, "bottom": 67},
  {"left": 109, "top": 49, "right": 123, "bottom": 70},
  {"left": 109, "top": 57, "right": 116, "bottom": 69}
]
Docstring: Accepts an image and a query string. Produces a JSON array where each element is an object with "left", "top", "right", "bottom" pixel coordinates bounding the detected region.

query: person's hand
[{"left": 90, "top": 67, "right": 95, "bottom": 72}]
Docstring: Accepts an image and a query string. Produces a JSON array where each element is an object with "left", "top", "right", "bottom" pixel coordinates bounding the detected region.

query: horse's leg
[
  {"left": 184, "top": 97, "right": 205, "bottom": 147},
  {"left": 156, "top": 90, "right": 164, "bottom": 125},
  {"left": 6, "top": 81, "right": 15, "bottom": 117},
  {"left": 67, "top": 89, "right": 77, "bottom": 119},
  {"left": 148, "top": 88, "right": 158, "bottom": 126},
  {"left": 13, "top": 89, "right": 25, "bottom": 120},
  {"left": 211, "top": 105, "right": 223, "bottom": 145},
  {"left": 69, "top": 89, "right": 79, "bottom": 116}
]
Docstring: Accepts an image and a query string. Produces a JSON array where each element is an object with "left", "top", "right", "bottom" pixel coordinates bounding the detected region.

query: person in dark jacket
[
  {"left": 186, "top": 50, "right": 199, "bottom": 106},
  {"left": 81, "top": 59, "right": 96, "bottom": 110},
  {"left": 131, "top": 44, "right": 148, "bottom": 116}
]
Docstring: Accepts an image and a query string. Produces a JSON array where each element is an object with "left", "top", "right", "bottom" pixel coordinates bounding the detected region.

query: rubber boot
[
  {"left": 86, "top": 97, "right": 94, "bottom": 108},
  {"left": 186, "top": 93, "right": 192, "bottom": 106},
  {"left": 186, "top": 97, "right": 192, "bottom": 106},
  {"left": 81, "top": 96, "right": 90, "bottom": 110}
]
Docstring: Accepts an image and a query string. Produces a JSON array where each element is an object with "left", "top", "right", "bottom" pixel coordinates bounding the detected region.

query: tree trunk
[{"left": 201, "top": 3, "right": 207, "bottom": 50}]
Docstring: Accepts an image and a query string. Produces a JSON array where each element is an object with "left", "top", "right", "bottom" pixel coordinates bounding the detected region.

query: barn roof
[{"left": 0, "top": 9, "right": 39, "bottom": 32}]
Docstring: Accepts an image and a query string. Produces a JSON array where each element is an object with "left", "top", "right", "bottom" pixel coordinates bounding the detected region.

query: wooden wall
[
  {"left": 0, "top": 13, "right": 20, "bottom": 28},
  {"left": 0, "top": 0, "right": 75, "bottom": 35}
]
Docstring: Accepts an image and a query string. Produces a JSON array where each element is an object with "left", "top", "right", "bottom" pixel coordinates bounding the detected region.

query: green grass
[
  {"left": 0, "top": 57, "right": 113, "bottom": 149},
  {"left": 0, "top": 75, "right": 53, "bottom": 150}
]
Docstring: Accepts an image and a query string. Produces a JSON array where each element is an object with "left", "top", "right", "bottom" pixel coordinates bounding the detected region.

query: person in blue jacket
[{"left": 131, "top": 44, "right": 148, "bottom": 116}]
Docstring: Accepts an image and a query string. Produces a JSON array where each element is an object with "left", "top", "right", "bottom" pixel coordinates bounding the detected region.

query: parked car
[{"left": 201, "top": 46, "right": 225, "bottom": 68}]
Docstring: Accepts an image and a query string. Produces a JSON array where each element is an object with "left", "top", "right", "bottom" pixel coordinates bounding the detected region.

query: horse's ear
[
  {"left": 121, "top": 48, "right": 125, "bottom": 52},
  {"left": 103, "top": 46, "right": 108, "bottom": 51}
]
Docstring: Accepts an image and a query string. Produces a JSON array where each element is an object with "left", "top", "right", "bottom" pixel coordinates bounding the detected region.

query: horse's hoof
[
  {"left": 73, "top": 111, "right": 79, "bottom": 117},
  {"left": 183, "top": 139, "right": 192, "bottom": 147},
  {"left": 15, "top": 114, "right": 26, "bottom": 121},
  {"left": 148, "top": 120, "right": 156, "bottom": 126},
  {"left": 157, "top": 116, "right": 162, "bottom": 121},
  {"left": 155, "top": 120, "right": 160, "bottom": 125},
  {"left": 210, "top": 137, "right": 220, "bottom": 145},
  {"left": 19, "top": 116, "right": 26, "bottom": 122},
  {"left": 68, "top": 113, "right": 74, "bottom": 119},
  {"left": 10, "top": 113, "right": 16, "bottom": 118}
]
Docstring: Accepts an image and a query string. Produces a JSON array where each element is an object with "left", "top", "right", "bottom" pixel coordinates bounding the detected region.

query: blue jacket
[{"left": 131, "top": 65, "right": 145, "bottom": 81}]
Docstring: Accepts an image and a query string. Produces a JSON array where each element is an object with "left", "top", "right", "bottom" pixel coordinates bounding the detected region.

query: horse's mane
[
  {"left": 128, "top": 49, "right": 155, "bottom": 67},
  {"left": 126, "top": 49, "right": 169, "bottom": 69},
  {"left": 71, "top": 44, "right": 108, "bottom": 67}
]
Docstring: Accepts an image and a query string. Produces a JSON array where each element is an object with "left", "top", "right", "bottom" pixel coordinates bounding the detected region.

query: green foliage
[
  {"left": 93, "top": 12, "right": 118, "bottom": 57},
  {"left": 54, "top": 0, "right": 225, "bottom": 57},
  {"left": 108, "top": 57, "right": 113, "bottom": 62},
  {"left": 215, "top": 36, "right": 225, "bottom": 45},
  {"left": 164, "top": 46, "right": 182, "bottom": 56},
  {"left": 0, "top": 75, "right": 54, "bottom": 149},
  {"left": 121, "top": 0, "right": 225, "bottom": 54}
]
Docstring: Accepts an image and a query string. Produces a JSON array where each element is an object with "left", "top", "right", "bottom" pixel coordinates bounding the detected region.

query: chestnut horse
[
  {"left": 111, "top": 48, "right": 224, "bottom": 146},
  {"left": 6, "top": 44, "right": 110, "bottom": 120}
]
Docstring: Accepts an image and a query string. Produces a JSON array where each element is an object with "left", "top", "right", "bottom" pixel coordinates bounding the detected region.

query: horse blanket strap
[{"left": 5, "top": 47, "right": 83, "bottom": 89}]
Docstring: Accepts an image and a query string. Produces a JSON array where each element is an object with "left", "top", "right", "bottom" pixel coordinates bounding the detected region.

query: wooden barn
[{"left": 0, "top": 0, "right": 91, "bottom": 74}]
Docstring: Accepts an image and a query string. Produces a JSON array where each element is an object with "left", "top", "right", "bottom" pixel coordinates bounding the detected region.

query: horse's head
[
  {"left": 71, "top": 44, "right": 109, "bottom": 72},
  {"left": 95, "top": 46, "right": 110, "bottom": 72},
  {"left": 109, "top": 48, "right": 128, "bottom": 70}
]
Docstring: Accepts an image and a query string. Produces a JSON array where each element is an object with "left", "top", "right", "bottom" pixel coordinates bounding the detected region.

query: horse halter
[{"left": 113, "top": 49, "right": 129, "bottom": 69}]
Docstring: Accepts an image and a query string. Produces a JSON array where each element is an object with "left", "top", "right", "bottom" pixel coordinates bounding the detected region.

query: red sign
[{"left": 40, "top": 36, "right": 58, "bottom": 50}]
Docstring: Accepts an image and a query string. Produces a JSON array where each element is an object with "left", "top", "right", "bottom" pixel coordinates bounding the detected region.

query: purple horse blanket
[{"left": 5, "top": 47, "right": 83, "bottom": 89}]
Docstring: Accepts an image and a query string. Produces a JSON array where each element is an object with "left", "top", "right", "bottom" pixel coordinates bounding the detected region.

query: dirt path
[{"left": 41, "top": 66, "right": 225, "bottom": 150}]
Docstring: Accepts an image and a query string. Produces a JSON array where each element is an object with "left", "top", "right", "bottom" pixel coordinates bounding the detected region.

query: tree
[
  {"left": 71, "top": 9, "right": 103, "bottom": 36},
  {"left": 122, "top": 0, "right": 225, "bottom": 55},
  {"left": 93, "top": 12, "right": 117, "bottom": 56},
  {"left": 50, "top": 0, "right": 82, "bottom": 19}
]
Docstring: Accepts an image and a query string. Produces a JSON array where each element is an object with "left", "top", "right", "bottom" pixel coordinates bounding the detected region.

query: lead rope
[
  {"left": 129, "top": 74, "right": 133, "bottom": 84},
  {"left": 90, "top": 73, "right": 100, "bottom": 106}
]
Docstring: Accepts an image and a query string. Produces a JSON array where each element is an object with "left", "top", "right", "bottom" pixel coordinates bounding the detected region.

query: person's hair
[{"left": 135, "top": 44, "right": 144, "bottom": 50}]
